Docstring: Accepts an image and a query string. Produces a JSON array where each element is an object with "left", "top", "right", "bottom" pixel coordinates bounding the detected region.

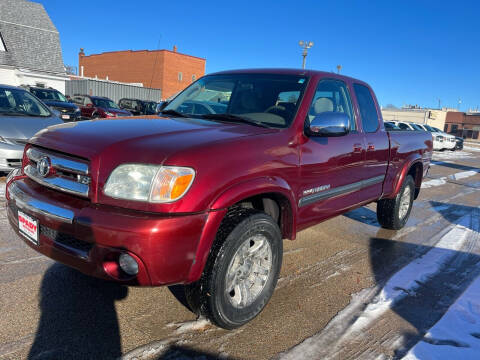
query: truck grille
[{"left": 24, "top": 147, "right": 90, "bottom": 198}]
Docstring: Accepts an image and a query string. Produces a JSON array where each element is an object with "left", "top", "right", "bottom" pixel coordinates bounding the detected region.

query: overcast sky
[{"left": 40, "top": 0, "right": 480, "bottom": 111}]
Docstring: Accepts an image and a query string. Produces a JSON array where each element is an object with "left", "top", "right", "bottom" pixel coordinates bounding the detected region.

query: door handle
[
  {"left": 367, "top": 143, "right": 375, "bottom": 151},
  {"left": 353, "top": 143, "right": 363, "bottom": 153}
]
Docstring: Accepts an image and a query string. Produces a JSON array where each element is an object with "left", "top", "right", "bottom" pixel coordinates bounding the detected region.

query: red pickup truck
[{"left": 5, "top": 69, "right": 432, "bottom": 329}]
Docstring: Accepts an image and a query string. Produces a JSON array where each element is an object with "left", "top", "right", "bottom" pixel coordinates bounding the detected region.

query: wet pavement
[{"left": 1, "top": 148, "right": 480, "bottom": 360}]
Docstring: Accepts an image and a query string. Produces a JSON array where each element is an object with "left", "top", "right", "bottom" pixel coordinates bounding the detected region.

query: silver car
[{"left": 0, "top": 85, "right": 63, "bottom": 172}]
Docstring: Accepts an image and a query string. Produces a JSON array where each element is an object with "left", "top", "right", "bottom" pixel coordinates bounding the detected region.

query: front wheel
[
  {"left": 185, "top": 208, "right": 282, "bottom": 329},
  {"left": 377, "top": 175, "right": 415, "bottom": 230}
]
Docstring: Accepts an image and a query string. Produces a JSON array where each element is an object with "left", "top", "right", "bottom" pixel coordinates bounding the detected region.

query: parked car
[
  {"left": 5, "top": 69, "right": 432, "bottom": 329},
  {"left": 118, "top": 98, "right": 158, "bottom": 115},
  {"left": 430, "top": 126, "right": 456, "bottom": 151},
  {"left": 25, "top": 86, "right": 81, "bottom": 121},
  {"left": 417, "top": 124, "right": 456, "bottom": 151},
  {"left": 0, "top": 84, "right": 63, "bottom": 172},
  {"left": 175, "top": 100, "right": 228, "bottom": 115},
  {"left": 71, "top": 95, "right": 132, "bottom": 119},
  {"left": 455, "top": 136, "right": 464, "bottom": 150},
  {"left": 384, "top": 121, "right": 401, "bottom": 131}
]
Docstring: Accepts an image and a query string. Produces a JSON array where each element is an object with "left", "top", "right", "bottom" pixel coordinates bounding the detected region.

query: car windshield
[
  {"left": 0, "top": 87, "right": 52, "bottom": 117},
  {"left": 92, "top": 98, "right": 120, "bottom": 109},
  {"left": 423, "top": 124, "right": 435, "bottom": 132},
  {"left": 410, "top": 123, "right": 423, "bottom": 131},
  {"left": 164, "top": 73, "right": 309, "bottom": 128},
  {"left": 30, "top": 88, "right": 68, "bottom": 103}
]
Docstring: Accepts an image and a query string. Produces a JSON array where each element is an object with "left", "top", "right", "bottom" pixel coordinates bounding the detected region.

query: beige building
[{"left": 381, "top": 108, "right": 458, "bottom": 131}]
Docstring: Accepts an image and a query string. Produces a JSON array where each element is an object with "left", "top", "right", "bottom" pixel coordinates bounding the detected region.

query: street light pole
[{"left": 298, "top": 41, "right": 314, "bottom": 69}]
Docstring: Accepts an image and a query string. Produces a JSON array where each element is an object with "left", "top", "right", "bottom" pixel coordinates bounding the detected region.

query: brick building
[
  {"left": 445, "top": 112, "right": 480, "bottom": 141},
  {"left": 78, "top": 46, "right": 205, "bottom": 99}
]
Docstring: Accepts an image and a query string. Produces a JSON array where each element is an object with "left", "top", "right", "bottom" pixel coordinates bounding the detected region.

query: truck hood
[{"left": 29, "top": 116, "right": 276, "bottom": 161}]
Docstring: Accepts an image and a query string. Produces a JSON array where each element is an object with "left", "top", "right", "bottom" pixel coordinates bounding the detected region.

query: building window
[
  {"left": 178, "top": 72, "right": 183, "bottom": 82},
  {"left": 0, "top": 32, "right": 6, "bottom": 51},
  {"left": 192, "top": 74, "right": 196, "bottom": 82}
]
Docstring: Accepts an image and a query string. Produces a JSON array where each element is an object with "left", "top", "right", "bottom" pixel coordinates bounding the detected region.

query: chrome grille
[{"left": 25, "top": 147, "right": 90, "bottom": 198}]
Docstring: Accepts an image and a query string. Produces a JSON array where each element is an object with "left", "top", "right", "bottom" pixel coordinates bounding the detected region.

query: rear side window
[{"left": 354, "top": 84, "right": 379, "bottom": 133}]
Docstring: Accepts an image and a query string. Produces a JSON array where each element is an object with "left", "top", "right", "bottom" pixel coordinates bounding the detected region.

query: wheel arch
[
  {"left": 391, "top": 156, "right": 423, "bottom": 200},
  {"left": 186, "top": 177, "right": 297, "bottom": 283}
]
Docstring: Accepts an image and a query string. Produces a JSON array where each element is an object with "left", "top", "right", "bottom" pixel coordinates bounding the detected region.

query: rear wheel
[
  {"left": 185, "top": 208, "right": 282, "bottom": 329},
  {"left": 377, "top": 175, "right": 415, "bottom": 230}
]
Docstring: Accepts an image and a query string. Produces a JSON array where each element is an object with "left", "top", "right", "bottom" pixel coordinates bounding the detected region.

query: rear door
[
  {"left": 298, "top": 78, "right": 366, "bottom": 228},
  {"left": 352, "top": 83, "right": 389, "bottom": 202}
]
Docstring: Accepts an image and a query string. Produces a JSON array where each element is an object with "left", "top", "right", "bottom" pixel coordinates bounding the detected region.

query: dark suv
[
  {"left": 26, "top": 86, "right": 81, "bottom": 121},
  {"left": 118, "top": 98, "right": 158, "bottom": 115},
  {"left": 71, "top": 95, "right": 132, "bottom": 119}
]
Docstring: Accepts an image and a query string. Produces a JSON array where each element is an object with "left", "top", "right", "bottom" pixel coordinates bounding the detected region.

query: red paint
[{"left": 7, "top": 69, "right": 433, "bottom": 286}]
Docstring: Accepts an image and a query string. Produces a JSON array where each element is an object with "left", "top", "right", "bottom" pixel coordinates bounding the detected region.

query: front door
[{"left": 298, "top": 78, "right": 366, "bottom": 230}]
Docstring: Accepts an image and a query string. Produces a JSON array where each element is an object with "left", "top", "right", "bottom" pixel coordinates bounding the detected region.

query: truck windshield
[{"left": 164, "top": 73, "right": 308, "bottom": 128}]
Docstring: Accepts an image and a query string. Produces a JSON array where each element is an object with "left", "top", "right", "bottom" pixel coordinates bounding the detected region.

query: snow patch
[
  {"left": 433, "top": 151, "right": 474, "bottom": 160},
  {"left": 168, "top": 317, "right": 212, "bottom": 334},
  {"left": 463, "top": 146, "right": 480, "bottom": 152},
  {"left": 402, "top": 275, "right": 480, "bottom": 360},
  {"left": 422, "top": 178, "right": 447, "bottom": 188},
  {"left": 422, "top": 169, "right": 480, "bottom": 188},
  {"left": 278, "top": 213, "right": 474, "bottom": 360}
]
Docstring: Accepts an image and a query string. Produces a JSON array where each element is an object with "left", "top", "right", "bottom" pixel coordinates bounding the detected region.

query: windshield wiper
[
  {"left": 160, "top": 109, "right": 189, "bottom": 118},
  {"left": 200, "top": 113, "right": 269, "bottom": 128}
]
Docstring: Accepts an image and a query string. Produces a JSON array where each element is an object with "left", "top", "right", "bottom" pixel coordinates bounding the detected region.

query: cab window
[{"left": 308, "top": 79, "right": 355, "bottom": 130}]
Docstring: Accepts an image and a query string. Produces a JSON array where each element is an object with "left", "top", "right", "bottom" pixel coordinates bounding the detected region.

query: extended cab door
[
  {"left": 297, "top": 78, "right": 365, "bottom": 229},
  {"left": 352, "top": 83, "right": 389, "bottom": 202}
]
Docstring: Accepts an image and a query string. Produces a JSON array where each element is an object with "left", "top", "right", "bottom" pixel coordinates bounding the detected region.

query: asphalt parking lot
[{"left": 1, "top": 146, "right": 480, "bottom": 360}]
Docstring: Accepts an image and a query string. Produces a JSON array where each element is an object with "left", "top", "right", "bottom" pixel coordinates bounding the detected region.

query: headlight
[
  {"left": 105, "top": 111, "right": 115, "bottom": 117},
  {"left": 74, "top": 108, "right": 81, "bottom": 114},
  {"left": 104, "top": 164, "right": 195, "bottom": 203}
]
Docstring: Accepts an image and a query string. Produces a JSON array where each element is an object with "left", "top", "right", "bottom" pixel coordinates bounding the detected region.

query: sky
[{"left": 39, "top": 0, "right": 479, "bottom": 111}]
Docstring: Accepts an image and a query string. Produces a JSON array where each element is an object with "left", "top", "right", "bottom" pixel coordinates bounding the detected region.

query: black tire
[
  {"left": 185, "top": 207, "right": 282, "bottom": 329},
  {"left": 377, "top": 175, "right": 415, "bottom": 230}
]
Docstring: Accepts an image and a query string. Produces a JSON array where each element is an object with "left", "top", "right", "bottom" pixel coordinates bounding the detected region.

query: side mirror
[
  {"left": 156, "top": 101, "right": 168, "bottom": 114},
  {"left": 308, "top": 112, "right": 350, "bottom": 137}
]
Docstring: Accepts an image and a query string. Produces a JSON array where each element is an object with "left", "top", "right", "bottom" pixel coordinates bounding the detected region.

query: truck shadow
[
  {"left": 431, "top": 160, "right": 479, "bottom": 172},
  {"left": 366, "top": 201, "right": 480, "bottom": 358},
  {"left": 28, "top": 263, "right": 128, "bottom": 360}
]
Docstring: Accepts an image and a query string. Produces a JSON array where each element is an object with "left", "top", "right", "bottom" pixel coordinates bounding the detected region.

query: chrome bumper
[{"left": 8, "top": 181, "right": 74, "bottom": 224}]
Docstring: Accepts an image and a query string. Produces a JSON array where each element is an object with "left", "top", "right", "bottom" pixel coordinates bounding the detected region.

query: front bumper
[
  {"left": 0, "top": 143, "right": 24, "bottom": 172},
  {"left": 6, "top": 178, "right": 209, "bottom": 286}
]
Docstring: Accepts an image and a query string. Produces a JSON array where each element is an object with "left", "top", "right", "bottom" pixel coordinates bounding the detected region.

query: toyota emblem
[{"left": 37, "top": 157, "right": 51, "bottom": 177}]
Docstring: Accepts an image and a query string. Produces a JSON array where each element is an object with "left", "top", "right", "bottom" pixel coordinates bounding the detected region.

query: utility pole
[{"left": 298, "top": 41, "right": 314, "bottom": 69}]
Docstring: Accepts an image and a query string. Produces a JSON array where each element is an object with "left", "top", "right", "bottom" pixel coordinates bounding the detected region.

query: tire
[
  {"left": 377, "top": 175, "right": 415, "bottom": 230},
  {"left": 185, "top": 207, "right": 282, "bottom": 329}
]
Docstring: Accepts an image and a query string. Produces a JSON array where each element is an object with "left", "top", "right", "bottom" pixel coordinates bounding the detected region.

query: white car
[
  {"left": 417, "top": 124, "right": 456, "bottom": 151},
  {"left": 431, "top": 126, "right": 456, "bottom": 151}
]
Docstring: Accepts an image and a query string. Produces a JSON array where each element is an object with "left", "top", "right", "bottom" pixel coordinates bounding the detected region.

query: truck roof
[{"left": 208, "top": 68, "right": 369, "bottom": 86}]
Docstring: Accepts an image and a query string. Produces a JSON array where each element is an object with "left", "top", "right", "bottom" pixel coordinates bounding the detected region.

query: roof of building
[
  {"left": 0, "top": 0, "right": 65, "bottom": 75},
  {"left": 82, "top": 49, "right": 206, "bottom": 61}
]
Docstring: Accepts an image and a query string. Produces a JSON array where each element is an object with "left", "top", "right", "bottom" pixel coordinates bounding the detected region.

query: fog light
[{"left": 118, "top": 253, "right": 139, "bottom": 276}]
